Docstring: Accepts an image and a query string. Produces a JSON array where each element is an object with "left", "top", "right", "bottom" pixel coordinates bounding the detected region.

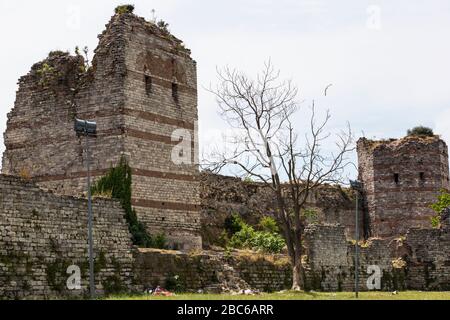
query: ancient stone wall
[
  {"left": 303, "top": 221, "right": 450, "bottom": 291},
  {"left": 358, "top": 136, "right": 450, "bottom": 238},
  {"left": 200, "top": 173, "right": 362, "bottom": 247},
  {"left": 134, "top": 220, "right": 449, "bottom": 293},
  {"left": 303, "top": 224, "right": 403, "bottom": 291},
  {"left": 1, "top": 11, "right": 201, "bottom": 250},
  {"left": 134, "top": 248, "right": 292, "bottom": 293},
  {"left": 1, "top": 171, "right": 447, "bottom": 298},
  {"left": 0, "top": 175, "right": 137, "bottom": 299},
  {"left": 404, "top": 209, "right": 450, "bottom": 290}
]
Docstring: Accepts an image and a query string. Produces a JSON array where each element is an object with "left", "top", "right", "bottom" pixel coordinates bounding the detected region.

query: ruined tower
[
  {"left": 357, "top": 135, "right": 449, "bottom": 238},
  {"left": 2, "top": 10, "right": 201, "bottom": 249}
]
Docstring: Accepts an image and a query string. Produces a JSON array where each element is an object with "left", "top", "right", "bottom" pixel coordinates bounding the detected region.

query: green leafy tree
[{"left": 430, "top": 189, "right": 450, "bottom": 228}]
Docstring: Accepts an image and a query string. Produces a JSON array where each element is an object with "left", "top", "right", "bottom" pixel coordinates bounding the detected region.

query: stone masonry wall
[
  {"left": 303, "top": 221, "right": 450, "bottom": 291},
  {"left": 0, "top": 175, "right": 136, "bottom": 299},
  {"left": 404, "top": 209, "right": 450, "bottom": 290},
  {"left": 134, "top": 220, "right": 449, "bottom": 293},
  {"left": 303, "top": 225, "right": 402, "bottom": 291},
  {"left": 200, "top": 173, "right": 363, "bottom": 247},
  {"left": 1, "top": 11, "right": 201, "bottom": 250},
  {"left": 134, "top": 248, "right": 292, "bottom": 293},
  {"left": 358, "top": 136, "right": 450, "bottom": 238}
]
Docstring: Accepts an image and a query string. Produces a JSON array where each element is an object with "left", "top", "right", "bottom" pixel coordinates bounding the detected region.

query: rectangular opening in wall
[
  {"left": 145, "top": 75, "right": 152, "bottom": 95},
  {"left": 420, "top": 172, "right": 425, "bottom": 182},
  {"left": 172, "top": 82, "right": 179, "bottom": 103},
  {"left": 394, "top": 173, "right": 399, "bottom": 184}
]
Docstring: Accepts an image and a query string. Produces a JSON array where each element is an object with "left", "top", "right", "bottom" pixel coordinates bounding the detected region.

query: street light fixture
[
  {"left": 74, "top": 118, "right": 97, "bottom": 299},
  {"left": 350, "top": 179, "right": 363, "bottom": 299}
]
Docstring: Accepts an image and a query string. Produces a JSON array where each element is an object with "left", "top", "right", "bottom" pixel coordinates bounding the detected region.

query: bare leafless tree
[{"left": 203, "top": 61, "right": 354, "bottom": 290}]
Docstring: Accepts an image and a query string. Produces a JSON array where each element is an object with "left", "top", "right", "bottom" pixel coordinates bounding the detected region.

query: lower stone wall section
[
  {"left": 303, "top": 222, "right": 450, "bottom": 291},
  {"left": 0, "top": 175, "right": 137, "bottom": 299},
  {"left": 134, "top": 249, "right": 292, "bottom": 293},
  {"left": 134, "top": 220, "right": 450, "bottom": 293},
  {"left": 405, "top": 220, "right": 450, "bottom": 290},
  {"left": 1, "top": 173, "right": 449, "bottom": 298}
]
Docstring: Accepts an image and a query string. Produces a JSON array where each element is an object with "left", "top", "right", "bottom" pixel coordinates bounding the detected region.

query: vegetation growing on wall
[
  {"left": 407, "top": 126, "right": 434, "bottom": 137},
  {"left": 115, "top": 4, "right": 135, "bottom": 15},
  {"left": 430, "top": 189, "right": 450, "bottom": 228},
  {"left": 156, "top": 20, "right": 170, "bottom": 34},
  {"left": 75, "top": 46, "right": 91, "bottom": 72},
  {"left": 91, "top": 156, "right": 167, "bottom": 248},
  {"left": 302, "top": 208, "right": 319, "bottom": 224},
  {"left": 258, "top": 216, "right": 280, "bottom": 234},
  {"left": 223, "top": 214, "right": 285, "bottom": 253},
  {"left": 36, "top": 62, "right": 58, "bottom": 87}
]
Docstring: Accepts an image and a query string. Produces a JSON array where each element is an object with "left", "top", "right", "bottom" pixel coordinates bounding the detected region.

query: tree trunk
[{"left": 291, "top": 257, "right": 304, "bottom": 291}]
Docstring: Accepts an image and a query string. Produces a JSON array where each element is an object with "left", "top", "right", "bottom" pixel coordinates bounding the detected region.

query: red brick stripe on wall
[
  {"left": 126, "top": 128, "right": 174, "bottom": 145},
  {"left": 131, "top": 198, "right": 199, "bottom": 212},
  {"left": 33, "top": 169, "right": 110, "bottom": 182},
  {"left": 5, "top": 128, "right": 124, "bottom": 150},
  {"left": 122, "top": 108, "right": 195, "bottom": 130},
  {"left": 365, "top": 187, "right": 439, "bottom": 194},
  {"left": 5, "top": 126, "right": 194, "bottom": 150},
  {"left": 372, "top": 161, "right": 445, "bottom": 170},
  {"left": 6, "top": 107, "right": 195, "bottom": 132},
  {"left": 131, "top": 169, "right": 198, "bottom": 181},
  {"left": 34, "top": 168, "right": 197, "bottom": 183},
  {"left": 127, "top": 69, "right": 197, "bottom": 95}
]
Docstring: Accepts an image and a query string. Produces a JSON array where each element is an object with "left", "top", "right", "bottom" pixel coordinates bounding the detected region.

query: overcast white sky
[{"left": 1, "top": 0, "right": 449, "bottom": 179}]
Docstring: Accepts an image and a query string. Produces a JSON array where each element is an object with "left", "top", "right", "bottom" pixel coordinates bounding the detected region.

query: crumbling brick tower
[
  {"left": 1, "top": 10, "right": 201, "bottom": 249},
  {"left": 357, "top": 135, "right": 449, "bottom": 238}
]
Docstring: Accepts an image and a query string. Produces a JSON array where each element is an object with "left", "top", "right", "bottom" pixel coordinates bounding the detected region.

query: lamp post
[
  {"left": 350, "top": 179, "right": 363, "bottom": 299},
  {"left": 74, "top": 118, "right": 97, "bottom": 299}
]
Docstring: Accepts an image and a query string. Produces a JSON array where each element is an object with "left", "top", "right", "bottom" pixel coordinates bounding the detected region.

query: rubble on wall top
[
  {"left": 358, "top": 134, "right": 444, "bottom": 151},
  {"left": 29, "top": 51, "right": 83, "bottom": 72},
  {"left": 17, "top": 50, "right": 85, "bottom": 90},
  {"left": 200, "top": 171, "right": 357, "bottom": 205},
  {"left": 0, "top": 173, "right": 123, "bottom": 207},
  {"left": 107, "top": 6, "right": 191, "bottom": 55},
  {"left": 17, "top": 5, "right": 193, "bottom": 89}
]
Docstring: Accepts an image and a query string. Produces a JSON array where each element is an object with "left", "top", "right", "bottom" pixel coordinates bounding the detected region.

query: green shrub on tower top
[
  {"left": 407, "top": 126, "right": 434, "bottom": 137},
  {"left": 115, "top": 5, "right": 135, "bottom": 15}
]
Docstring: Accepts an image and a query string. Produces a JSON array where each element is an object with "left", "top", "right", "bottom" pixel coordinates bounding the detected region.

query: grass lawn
[{"left": 107, "top": 291, "right": 450, "bottom": 300}]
